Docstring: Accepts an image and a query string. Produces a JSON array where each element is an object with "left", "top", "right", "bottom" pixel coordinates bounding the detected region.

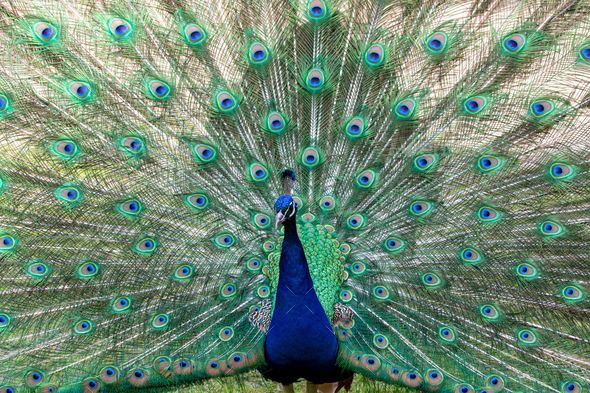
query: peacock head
[
  {"left": 274, "top": 169, "right": 297, "bottom": 229},
  {"left": 274, "top": 194, "right": 296, "bottom": 229}
]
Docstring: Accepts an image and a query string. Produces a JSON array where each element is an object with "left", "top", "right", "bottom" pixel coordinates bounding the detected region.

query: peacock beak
[
  {"left": 274, "top": 203, "right": 296, "bottom": 230},
  {"left": 275, "top": 211, "right": 286, "bottom": 230}
]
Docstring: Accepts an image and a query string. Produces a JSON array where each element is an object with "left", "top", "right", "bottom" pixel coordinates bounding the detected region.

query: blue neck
[
  {"left": 263, "top": 216, "right": 340, "bottom": 381},
  {"left": 275, "top": 218, "right": 314, "bottom": 297}
]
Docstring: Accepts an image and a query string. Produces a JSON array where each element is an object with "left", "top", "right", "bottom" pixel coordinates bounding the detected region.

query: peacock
[{"left": 0, "top": 0, "right": 589, "bottom": 392}]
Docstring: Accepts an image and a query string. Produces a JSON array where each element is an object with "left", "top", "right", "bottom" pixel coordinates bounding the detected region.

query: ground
[{"left": 146, "top": 372, "right": 418, "bottom": 393}]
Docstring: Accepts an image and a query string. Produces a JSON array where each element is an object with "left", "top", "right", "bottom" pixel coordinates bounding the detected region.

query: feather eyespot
[
  {"left": 438, "top": 325, "right": 457, "bottom": 344},
  {"left": 54, "top": 185, "right": 83, "bottom": 205},
  {"left": 402, "top": 371, "right": 422, "bottom": 388},
  {"left": 579, "top": 45, "right": 590, "bottom": 63},
  {"left": 343, "top": 116, "right": 366, "bottom": 139},
  {"left": 305, "top": 68, "right": 326, "bottom": 92},
  {"left": 502, "top": 33, "right": 526, "bottom": 54},
  {"left": 51, "top": 139, "right": 80, "bottom": 160},
  {"left": 346, "top": 213, "right": 365, "bottom": 230},
  {"left": 0, "top": 313, "right": 12, "bottom": 330},
  {"left": 476, "top": 154, "right": 505, "bottom": 174},
  {"left": 409, "top": 200, "right": 434, "bottom": 218},
  {"left": 561, "top": 284, "right": 586, "bottom": 304},
  {"left": 212, "top": 233, "right": 236, "bottom": 249},
  {"left": 548, "top": 162, "right": 575, "bottom": 181},
  {"left": 173, "top": 264, "right": 194, "bottom": 281},
  {"left": 248, "top": 42, "right": 271, "bottom": 65},
  {"left": 0, "top": 386, "right": 16, "bottom": 393},
  {"left": 421, "top": 272, "right": 444, "bottom": 288},
  {"left": 220, "top": 282, "right": 237, "bottom": 298},
  {"left": 479, "top": 304, "right": 501, "bottom": 321},
  {"left": 514, "top": 261, "right": 540, "bottom": 281},
  {"left": 219, "top": 326, "right": 234, "bottom": 341},
  {"left": 146, "top": 79, "right": 172, "bottom": 100},
  {"left": 307, "top": 0, "right": 330, "bottom": 21},
  {"left": 425, "top": 32, "right": 447, "bottom": 54},
  {"left": 128, "top": 369, "right": 149, "bottom": 386},
  {"left": 183, "top": 23, "right": 207, "bottom": 46},
  {"left": 350, "top": 261, "right": 366, "bottom": 276},
  {"left": 111, "top": 296, "right": 132, "bottom": 313},
  {"left": 247, "top": 163, "right": 269, "bottom": 183},
  {"left": 364, "top": 44, "right": 385, "bottom": 67},
  {"left": 100, "top": 366, "right": 121, "bottom": 384},
  {"left": 108, "top": 17, "right": 133, "bottom": 41},
  {"left": 193, "top": 143, "right": 218, "bottom": 164},
  {"left": 383, "top": 236, "right": 406, "bottom": 254},
  {"left": 299, "top": 146, "right": 323, "bottom": 169},
  {"left": 454, "top": 383, "right": 475, "bottom": 393},
  {"left": 372, "top": 285, "right": 390, "bottom": 300},
  {"left": 133, "top": 236, "right": 158, "bottom": 255},
  {"left": 372, "top": 334, "right": 389, "bottom": 349},
  {"left": 151, "top": 313, "right": 170, "bottom": 330},
  {"left": 412, "top": 153, "right": 439, "bottom": 173},
  {"left": 0, "top": 234, "right": 17, "bottom": 252},
  {"left": 529, "top": 99, "right": 554, "bottom": 118},
  {"left": 73, "top": 319, "right": 94, "bottom": 335},
  {"left": 215, "top": 91, "right": 239, "bottom": 113},
  {"left": 355, "top": 169, "right": 378, "bottom": 189},
  {"left": 25, "top": 370, "right": 45, "bottom": 387},
  {"left": 33, "top": 22, "right": 58, "bottom": 44},
  {"left": 463, "top": 96, "right": 489, "bottom": 115},
  {"left": 264, "top": 111, "right": 288, "bottom": 134},
  {"left": 425, "top": 369, "right": 444, "bottom": 387},
  {"left": 394, "top": 98, "right": 417, "bottom": 120},
  {"left": 319, "top": 195, "right": 337, "bottom": 212},
  {"left": 339, "top": 288, "right": 353, "bottom": 303},
  {"left": 561, "top": 381, "right": 582, "bottom": 393},
  {"left": 26, "top": 260, "right": 51, "bottom": 280},
  {"left": 246, "top": 257, "right": 262, "bottom": 273},
  {"left": 538, "top": 220, "right": 565, "bottom": 238}
]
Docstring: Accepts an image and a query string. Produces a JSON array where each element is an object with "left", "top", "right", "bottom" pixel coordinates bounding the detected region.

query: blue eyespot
[
  {"left": 533, "top": 102, "right": 546, "bottom": 115},
  {"left": 580, "top": 46, "right": 590, "bottom": 61},
  {"left": 221, "top": 97, "right": 234, "bottom": 109},
  {"left": 428, "top": 38, "right": 442, "bottom": 50},
  {"left": 311, "top": 6, "right": 323, "bottom": 16}
]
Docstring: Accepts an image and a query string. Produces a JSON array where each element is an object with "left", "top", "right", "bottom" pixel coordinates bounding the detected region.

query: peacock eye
[
  {"left": 343, "top": 116, "right": 366, "bottom": 139},
  {"left": 383, "top": 235, "right": 406, "bottom": 254},
  {"left": 364, "top": 44, "right": 385, "bottom": 67},
  {"left": 112, "top": 296, "right": 132, "bottom": 313},
  {"left": 425, "top": 32, "right": 447, "bottom": 54},
  {"left": 463, "top": 96, "right": 488, "bottom": 114},
  {"left": 561, "top": 381, "right": 582, "bottom": 393},
  {"left": 193, "top": 143, "right": 218, "bottom": 164},
  {"left": 68, "top": 81, "right": 93, "bottom": 101},
  {"left": 51, "top": 139, "right": 80, "bottom": 159},
  {"left": 394, "top": 98, "right": 417, "bottom": 119},
  {"left": 355, "top": 169, "right": 378, "bottom": 189},
  {"left": 548, "top": 162, "right": 575, "bottom": 181},
  {"left": 264, "top": 111, "right": 288, "bottom": 134},
  {"left": 183, "top": 23, "right": 207, "bottom": 46},
  {"left": 459, "top": 246, "right": 483, "bottom": 265},
  {"left": 215, "top": 91, "right": 239, "bottom": 113},
  {"left": 133, "top": 237, "right": 158, "bottom": 255},
  {"left": 305, "top": 68, "right": 326, "bottom": 91},
  {"left": 151, "top": 313, "right": 170, "bottom": 329},
  {"left": 146, "top": 79, "right": 172, "bottom": 100},
  {"left": 529, "top": 99, "right": 554, "bottom": 118},
  {"left": 248, "top": 42, "right": 271, "bottom": 65},
  {"left": 479, "top": 304, "right": 501, "bottom": 321},
  {"left": 561, "top": 284, "right": 586, "bottom": 304},
  {"left": 33, "top": 22, "right": 59, "bottom": 44},
  {"left": 476, "top": 154, "right": 505, "bottom": 174},
  {"left": 412, "top": 153, "right": 439, "bottom": 173},
  {"left": 307, "top": 0, "right": 330, "bottom": 21},
  {"left": 212, "top": 232, "right": 236, "bottom": 249},
  {"left": 108, "top": 17, "right": 133, "bottom": 40},
  {"left": 502, "top": 33, "right": 526, "bottom": 54},
  {"left": 300, "top": 146, "right": 323, "bottom": 169},
  {"left": 219, "top": 326, "right": 234, "bottom": 341},
  {"left": 0, "top": 313, "right": 12, "bottom": 330},
  {"left": 409, "top": 200, "right": 434, "bottom": 218},
  {"left": 73, "top": 319, "right": 94, "bottom": 334},
  {"left": 220, "top": 282, "right": 237, "bottom": 298},
  {"left": 538, "top": 220, "right": 565, "bottom": 238},
  {"left": 248, "top": 162, "right": 269, "bottom": 183}
]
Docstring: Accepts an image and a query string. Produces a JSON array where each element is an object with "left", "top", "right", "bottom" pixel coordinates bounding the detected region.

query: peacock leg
[
  {"left": 282, "top": 384, "right": 296, "bottom": 393},
  {"left": 316, "top": 382, "right": 339, "bottom": 393}
]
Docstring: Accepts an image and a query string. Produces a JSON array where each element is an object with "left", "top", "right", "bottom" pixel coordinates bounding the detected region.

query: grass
[{"left": 145, "top": 372, "right": 419, "bottom": 393}]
